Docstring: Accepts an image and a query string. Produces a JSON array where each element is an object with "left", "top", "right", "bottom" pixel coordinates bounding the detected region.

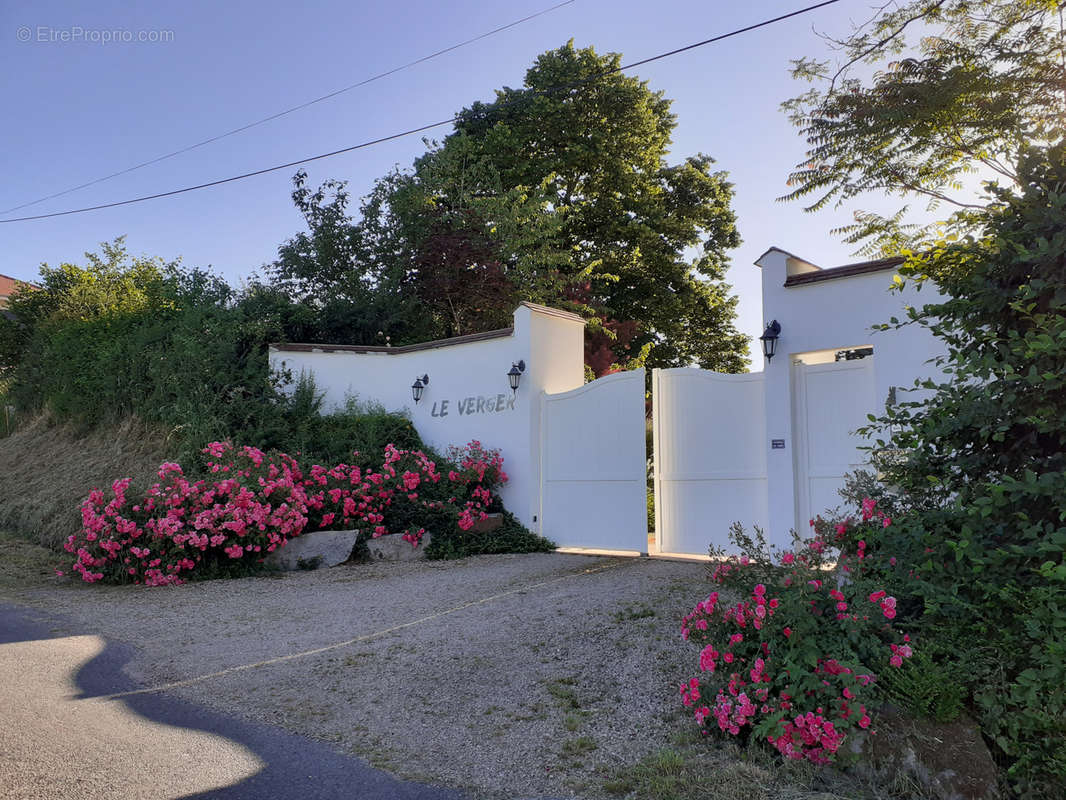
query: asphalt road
[{"left": 0, "top": 602, "right": 469, "bottom": 800}]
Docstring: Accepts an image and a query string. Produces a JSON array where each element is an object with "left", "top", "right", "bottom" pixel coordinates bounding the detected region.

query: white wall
[
  {"left": 267, "top": 255, "right": 946, "bottom": 553},
  {"left": 269, "top": 303, "right": 586, "bottom": 529},
  {"left": 524, "top": 306, "right": 590, "bottom": 528},
  {"left": 755, "top": 248, "right": 945, "bottom": 545}
]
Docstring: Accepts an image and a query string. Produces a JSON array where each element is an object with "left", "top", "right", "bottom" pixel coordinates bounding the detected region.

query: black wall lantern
[
  {"left": 760, "top": 320, "right": 781, "bottom": 362},
  {"left": 507, "top": 360, "right": 526, "bottom": 395},
  {"left": 411, "top": 374, "right": 429, "bottom": 403}
]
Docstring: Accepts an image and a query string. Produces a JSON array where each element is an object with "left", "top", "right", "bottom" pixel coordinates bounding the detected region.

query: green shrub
[
  {"left": 682, "top": 515, "right": 915, "bottom": 766},
  {"left": 424, "top": 511, "right": 555, "bottom": 560},
  {"left": 0, "top": 243, "right": 430, "bottom": 471},
  {"left": 855, "top": 144, "right": 1066, "bottom": 795},
  {"left": 874, "top": 650, "right": 965, "bottom": 724},
  {"left": 275, "top": 395, "right": 425, "bottom": 469},
  {"left": 4, "top": 256, "right": 288, "bottom": 455}
]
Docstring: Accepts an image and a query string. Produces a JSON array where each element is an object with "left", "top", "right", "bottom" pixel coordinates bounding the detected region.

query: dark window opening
[{"left": 835, "top": 347, "right": 873, "bottom": 362}]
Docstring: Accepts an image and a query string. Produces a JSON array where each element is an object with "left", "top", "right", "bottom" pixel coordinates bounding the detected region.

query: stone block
[
  {"left": 470, "top": 513, "right": 503, "bottom": 533},
  {"left": 851, "top": 710, "right": 1000, "bottom": 800},
  {"left": 266, "top": 529, "right": 358, "bottom": 571},
  {"left": 365, "top": 532, "right": 432, "bottom": 561}
]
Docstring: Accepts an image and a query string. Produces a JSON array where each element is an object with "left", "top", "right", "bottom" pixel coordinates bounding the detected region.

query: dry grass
[
  {"left": 604, "top": 747, "right": 785, "bottom": 800},
  {"left": 0, "top": 529, "right": 63, "bottom": 592},
  {"left": 0, "top": 414, "right": 171, "bottom": 550},
  {"left": 603, "top": 745, "right": 867, "bottom": 800},
  {"left": 599, "top": 721, "right": 912, "bottom": 800}
]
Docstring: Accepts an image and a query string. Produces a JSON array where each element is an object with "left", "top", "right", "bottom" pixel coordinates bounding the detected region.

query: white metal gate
[
  {"left": 539, "top": 369, "right": 649, "bottom": 551},
  {"left": 539, "top": 362, "right": 877, "bottom": 557},
  {"left": 791, "top": 358, "right": 876, "bottom": 526},
  {"left": 652, "top": 369, "right": 768, "bottom": 556}
]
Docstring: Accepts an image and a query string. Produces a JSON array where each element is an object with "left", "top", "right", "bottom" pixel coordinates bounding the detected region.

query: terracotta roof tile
[{"left": 0, "top": 274, "right": 39, "bottom": 297}]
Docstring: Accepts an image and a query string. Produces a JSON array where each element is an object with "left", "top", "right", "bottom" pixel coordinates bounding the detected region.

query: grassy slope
[
  {"left": 0, "top": 529, "right": 62, "bottom": 592},
  {"left": 0, "top": 415, "right": 170, "bottom": 550}
]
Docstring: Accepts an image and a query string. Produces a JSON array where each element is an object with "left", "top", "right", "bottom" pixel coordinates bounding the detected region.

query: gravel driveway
[{"left": 7, "top": 553, "right": 709, "bottom": 799}]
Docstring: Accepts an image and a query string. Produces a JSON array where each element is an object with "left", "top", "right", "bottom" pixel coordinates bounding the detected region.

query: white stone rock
[
  {"left": 365, "top": 532, "right": 431, "bottom": 562},
  {"left": 266, "top": 529, "right": 359, "bottom": 571}
]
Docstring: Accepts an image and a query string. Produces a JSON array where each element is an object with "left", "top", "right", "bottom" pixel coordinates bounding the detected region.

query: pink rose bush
[
  {"left": 680, "top": 500, "right": 914, "bottom": 765},
  {"left": 68, "top": 440, "right": 509, "bottom": 585},
  {"left": 300, "top": 443, "right": 444, "bottom": 547},
  {"left": 445, "top": 440, "right": 507, "bottom": 532},
  {"left": 72, "top": 445, "right": 309, "bottom": 586}
]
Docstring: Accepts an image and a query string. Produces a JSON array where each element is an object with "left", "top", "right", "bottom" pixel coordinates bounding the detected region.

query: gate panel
[
  {"left": 653, "top": 369, "right": 768, "bottom": 556},
  {"left": 540, "top": 369, "right": 648, "bottom": 551},
  {"left": 792, "top": 358, "right": 876, "bottom": 526}
]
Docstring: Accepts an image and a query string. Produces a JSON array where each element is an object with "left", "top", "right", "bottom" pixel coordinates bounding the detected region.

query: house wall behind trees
[{"left": 269, "top": 303, "right": 586, "bottom": 529}]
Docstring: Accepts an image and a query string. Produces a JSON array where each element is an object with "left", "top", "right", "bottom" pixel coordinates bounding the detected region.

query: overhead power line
[
  {"left": 0, "top": 0, "right": 840, "bottom": 225},
  {"left": 0, "top": 0, "right": 577, "bottom": 215}
]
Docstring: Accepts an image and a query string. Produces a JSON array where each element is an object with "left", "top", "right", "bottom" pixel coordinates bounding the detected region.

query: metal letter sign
[{"left": 429, "top": 393, "right": 516, "bottom": 420}]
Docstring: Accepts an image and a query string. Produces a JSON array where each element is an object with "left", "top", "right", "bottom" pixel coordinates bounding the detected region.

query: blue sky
[{"left": 2, "top": 0, "right": 921, "bottom": 363}]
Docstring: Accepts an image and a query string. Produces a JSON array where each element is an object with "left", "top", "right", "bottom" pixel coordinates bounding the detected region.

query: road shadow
[{"left": 0, "top": 601, "right": 469, "bottom": 800}]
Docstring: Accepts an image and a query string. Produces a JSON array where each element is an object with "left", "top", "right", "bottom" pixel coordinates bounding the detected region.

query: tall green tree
[
  {"left": 861, "top": 144, "right": 1066, "bottom": 796},
  {"left": 782, "top": 0, "right": 1066, "bottom": 254},
  {"left": 267, "top": 143, "right": 570, "bottom": 345},
  {"left": 265, "top": 171, "right": 433, "bottom": 346},
  {"left": 359, "top": 136, "right": 573, "bottom": 340},
  {"left": 427, "top": 41, "right": 748, "bottom": 371},
  {"left": 277, "top": 43, "right": 749, "bottom": 371}
]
